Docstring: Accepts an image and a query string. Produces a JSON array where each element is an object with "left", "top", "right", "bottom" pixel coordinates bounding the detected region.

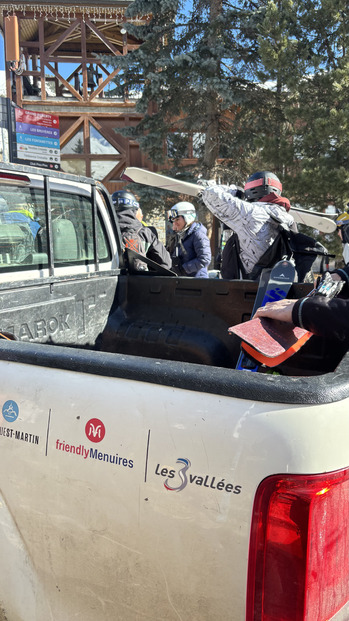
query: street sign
[
  {"left": 0, "top": 100, "right": 61, "bottom": 170},
  {"left": 12, "top": 107, "right": 60, "bottom": 170}
]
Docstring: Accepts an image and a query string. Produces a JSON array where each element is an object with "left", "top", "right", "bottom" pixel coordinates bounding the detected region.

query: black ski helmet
[
  {"left": 244, "top": 171, "right": 282, "bottom": 202},
  {"left": 112, "top": 190, "right": 140, "bottom": 211}
]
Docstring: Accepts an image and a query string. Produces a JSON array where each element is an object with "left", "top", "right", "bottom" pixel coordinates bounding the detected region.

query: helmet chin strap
[{"left": 176, "top": 228, "right": 187, "bottom": 239}]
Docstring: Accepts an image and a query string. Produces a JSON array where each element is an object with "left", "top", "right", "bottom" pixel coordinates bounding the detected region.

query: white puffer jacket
[{"left": 201, "top": 184, "right": 295, "bottom": 274}]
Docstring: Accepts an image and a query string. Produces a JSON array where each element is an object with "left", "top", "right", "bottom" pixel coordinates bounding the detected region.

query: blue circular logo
[{"left": 2, "top": 400, "right": 19, "bottom": 423}]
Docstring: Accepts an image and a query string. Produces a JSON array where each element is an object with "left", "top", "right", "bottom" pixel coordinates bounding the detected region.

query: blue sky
[
  {"left": 0, "top": 35, "right": 4, "bottom": 94},
  {"left": 0, "top": 34, "right": 4, "bottom": 69}
]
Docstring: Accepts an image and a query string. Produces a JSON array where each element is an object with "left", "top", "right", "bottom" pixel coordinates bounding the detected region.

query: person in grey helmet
[
  {"left": 166, "top": 201, "right": 211, "bottom": 278},
  {"left": 112, "top": 190, "right": 172, "bottom": 270},
  {"left": 199, "top": 171, "right": 296, "bottom": 279},
  {"left": 200, "top": 171, "right": 330, "bottom": 282}
]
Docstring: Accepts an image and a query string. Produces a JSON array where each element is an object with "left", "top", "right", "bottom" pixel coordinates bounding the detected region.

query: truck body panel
[{"left": 0, "top": 163, "right": 348, "bottom": 620}]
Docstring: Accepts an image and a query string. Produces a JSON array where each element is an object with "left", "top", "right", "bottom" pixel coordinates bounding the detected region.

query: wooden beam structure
[{"left": 0, "top": 2, "right": 154, "bottom": 193}]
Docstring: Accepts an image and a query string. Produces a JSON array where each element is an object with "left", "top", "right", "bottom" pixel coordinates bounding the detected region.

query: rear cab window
[{"left": 0, "top": 167, "right": 118, "bottom": 279}]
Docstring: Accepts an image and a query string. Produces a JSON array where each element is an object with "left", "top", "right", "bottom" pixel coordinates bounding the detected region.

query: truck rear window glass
[
  {"left": 0, "top": 183, "right": 110, "bottom": 270},
  {"left": 50, "top": 189, "right": 110, "bottom": 265}
]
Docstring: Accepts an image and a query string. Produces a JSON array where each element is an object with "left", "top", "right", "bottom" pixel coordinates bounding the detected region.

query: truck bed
[{"left": 1, "top": 272, "right": 345, "bottom": 376}]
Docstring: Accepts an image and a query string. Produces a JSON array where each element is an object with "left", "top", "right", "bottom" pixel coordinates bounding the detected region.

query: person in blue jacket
[{"left": 167, "top": 201, "right": 211, "bottom": 278}]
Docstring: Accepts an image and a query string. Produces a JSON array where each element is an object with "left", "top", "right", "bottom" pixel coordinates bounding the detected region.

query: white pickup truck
[{"left": 0, "top": 163, "right": 348, "bottom": 621}]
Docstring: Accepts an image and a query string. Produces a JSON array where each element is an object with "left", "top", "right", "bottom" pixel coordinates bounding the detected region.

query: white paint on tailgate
[
  {"left": 0, "top": 492, "right": 53, "bottom": 621},
  {"left": 0, "top": 359, "right": 348, "bottom": 620}
]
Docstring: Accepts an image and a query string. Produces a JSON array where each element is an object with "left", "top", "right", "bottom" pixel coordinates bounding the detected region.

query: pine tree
[
  {"left": 251, "top": 0, "right": 349, "bottom": 214},
  {"left": 72, "top": 138, "right": 84, "bottom": 154},
  {"left": 104, "top": 0, "right": 349, "bottom": 262},
  {"left": 243, "top": 0, "right": 349, "bottom": 260},
  {"left": 286, "top": 0, "right": 349, "bottom": 213},
  {"left": 105, "top": 0, "right": 269, "bottom": 182}
]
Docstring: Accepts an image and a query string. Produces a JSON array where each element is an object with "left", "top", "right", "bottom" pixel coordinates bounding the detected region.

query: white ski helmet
[{"left": 169, "top": 201, "right": 196, "bottom": 225}]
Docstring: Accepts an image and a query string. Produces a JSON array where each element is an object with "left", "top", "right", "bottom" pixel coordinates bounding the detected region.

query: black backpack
[
  {"left": 221, "top": 227, "right": 329, "bottom": 282},
  {"left": 288, "top": 230, "right": 330, "bottom": 281},
  {"left": 121, "top": 230, "right": 149, "bottom": 271},
  {"left": 220, "top": 228, "right": 292, "bottom": 280},
  {"left": 247, "top": 231, "right": 291, "bottom": 280},
  {"left": 248, "top": 229, "right": 329, "bottom": 281},
  {"left": 220, "top": 233, "right": 246, "bottom": 279}
]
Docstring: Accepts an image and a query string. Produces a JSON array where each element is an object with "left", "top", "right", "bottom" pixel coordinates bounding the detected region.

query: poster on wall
[{"left": 11, "top": 107, "right": 60, "bottom": 170}]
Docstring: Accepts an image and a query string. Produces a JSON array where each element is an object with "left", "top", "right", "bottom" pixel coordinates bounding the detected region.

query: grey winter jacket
[{"left": 201, "top": 185, "right": 295, "bottom": 274}]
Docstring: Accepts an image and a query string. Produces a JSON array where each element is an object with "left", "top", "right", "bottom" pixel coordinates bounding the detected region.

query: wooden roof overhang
[
  {"left": 0, "top": 2, "right": 146, "bottom": 54},
  {"left": 0, "top": 1, "right": 147, "bottom": 106}
]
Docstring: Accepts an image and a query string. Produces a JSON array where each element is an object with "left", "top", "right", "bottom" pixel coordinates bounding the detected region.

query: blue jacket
[{"left": 168, "top": 222, "right": 211, "bottom": 278}]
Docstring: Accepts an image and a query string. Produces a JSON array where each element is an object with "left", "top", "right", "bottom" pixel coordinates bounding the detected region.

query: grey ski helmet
[
  {"left": 244, "top": 171, "right": 282, "bottom": 202},
  {"left": 112, "top": 190, "right": 140, "bottom": 211},
  {"left": 169, "top": 201, "right": 196, "bottom": 224}
]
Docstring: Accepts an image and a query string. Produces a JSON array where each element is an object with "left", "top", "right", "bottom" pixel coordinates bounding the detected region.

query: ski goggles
[{"left": 169, "top": 208, "right": 188, "bottom": 222}]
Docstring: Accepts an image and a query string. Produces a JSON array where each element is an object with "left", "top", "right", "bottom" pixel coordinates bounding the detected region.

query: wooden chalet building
[{"left": 0, "top": 1, "right": 155, "bottom": 194}]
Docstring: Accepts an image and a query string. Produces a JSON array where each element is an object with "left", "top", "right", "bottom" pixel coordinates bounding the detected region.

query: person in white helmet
[{"left": 167, "top": 201, "right": 211, "bottom": 277}]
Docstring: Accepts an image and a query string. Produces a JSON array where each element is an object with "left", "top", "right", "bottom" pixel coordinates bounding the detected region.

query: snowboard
[
  {"left": 235, "top": 259, "right": 296, "bottom": 371},
  {"left": 231, "top": 318, "right": 312, "bottom": 367},
  {"left": 122, "top": 167, "right": 337, "bottom": 233}
]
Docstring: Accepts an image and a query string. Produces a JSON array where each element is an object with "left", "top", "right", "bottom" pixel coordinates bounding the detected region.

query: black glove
[
  {"left": 235, "top": 186, "right": 245, "bottom": 199},
  {"left": 172, "top": 256, "right": 185, "bottom": 275}
]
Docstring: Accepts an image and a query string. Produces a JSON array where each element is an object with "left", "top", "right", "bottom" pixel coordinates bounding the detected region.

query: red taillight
[{"left": 247, "top": 468, "right": 349, "bottom": 621}]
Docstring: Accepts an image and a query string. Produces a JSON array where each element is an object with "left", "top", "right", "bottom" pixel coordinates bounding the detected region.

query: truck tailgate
[{"left": 0, "top": 342, "right": 349, "bottom": 620}]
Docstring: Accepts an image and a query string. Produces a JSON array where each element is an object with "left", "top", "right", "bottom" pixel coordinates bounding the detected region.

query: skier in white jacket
[{"left": 200, "top": 171, "right": 296, "bottom": 278}]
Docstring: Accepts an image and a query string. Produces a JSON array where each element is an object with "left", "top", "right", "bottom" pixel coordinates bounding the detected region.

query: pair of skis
[{"left": 122, "top": 167, "right": 337, "bottom": 233}]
